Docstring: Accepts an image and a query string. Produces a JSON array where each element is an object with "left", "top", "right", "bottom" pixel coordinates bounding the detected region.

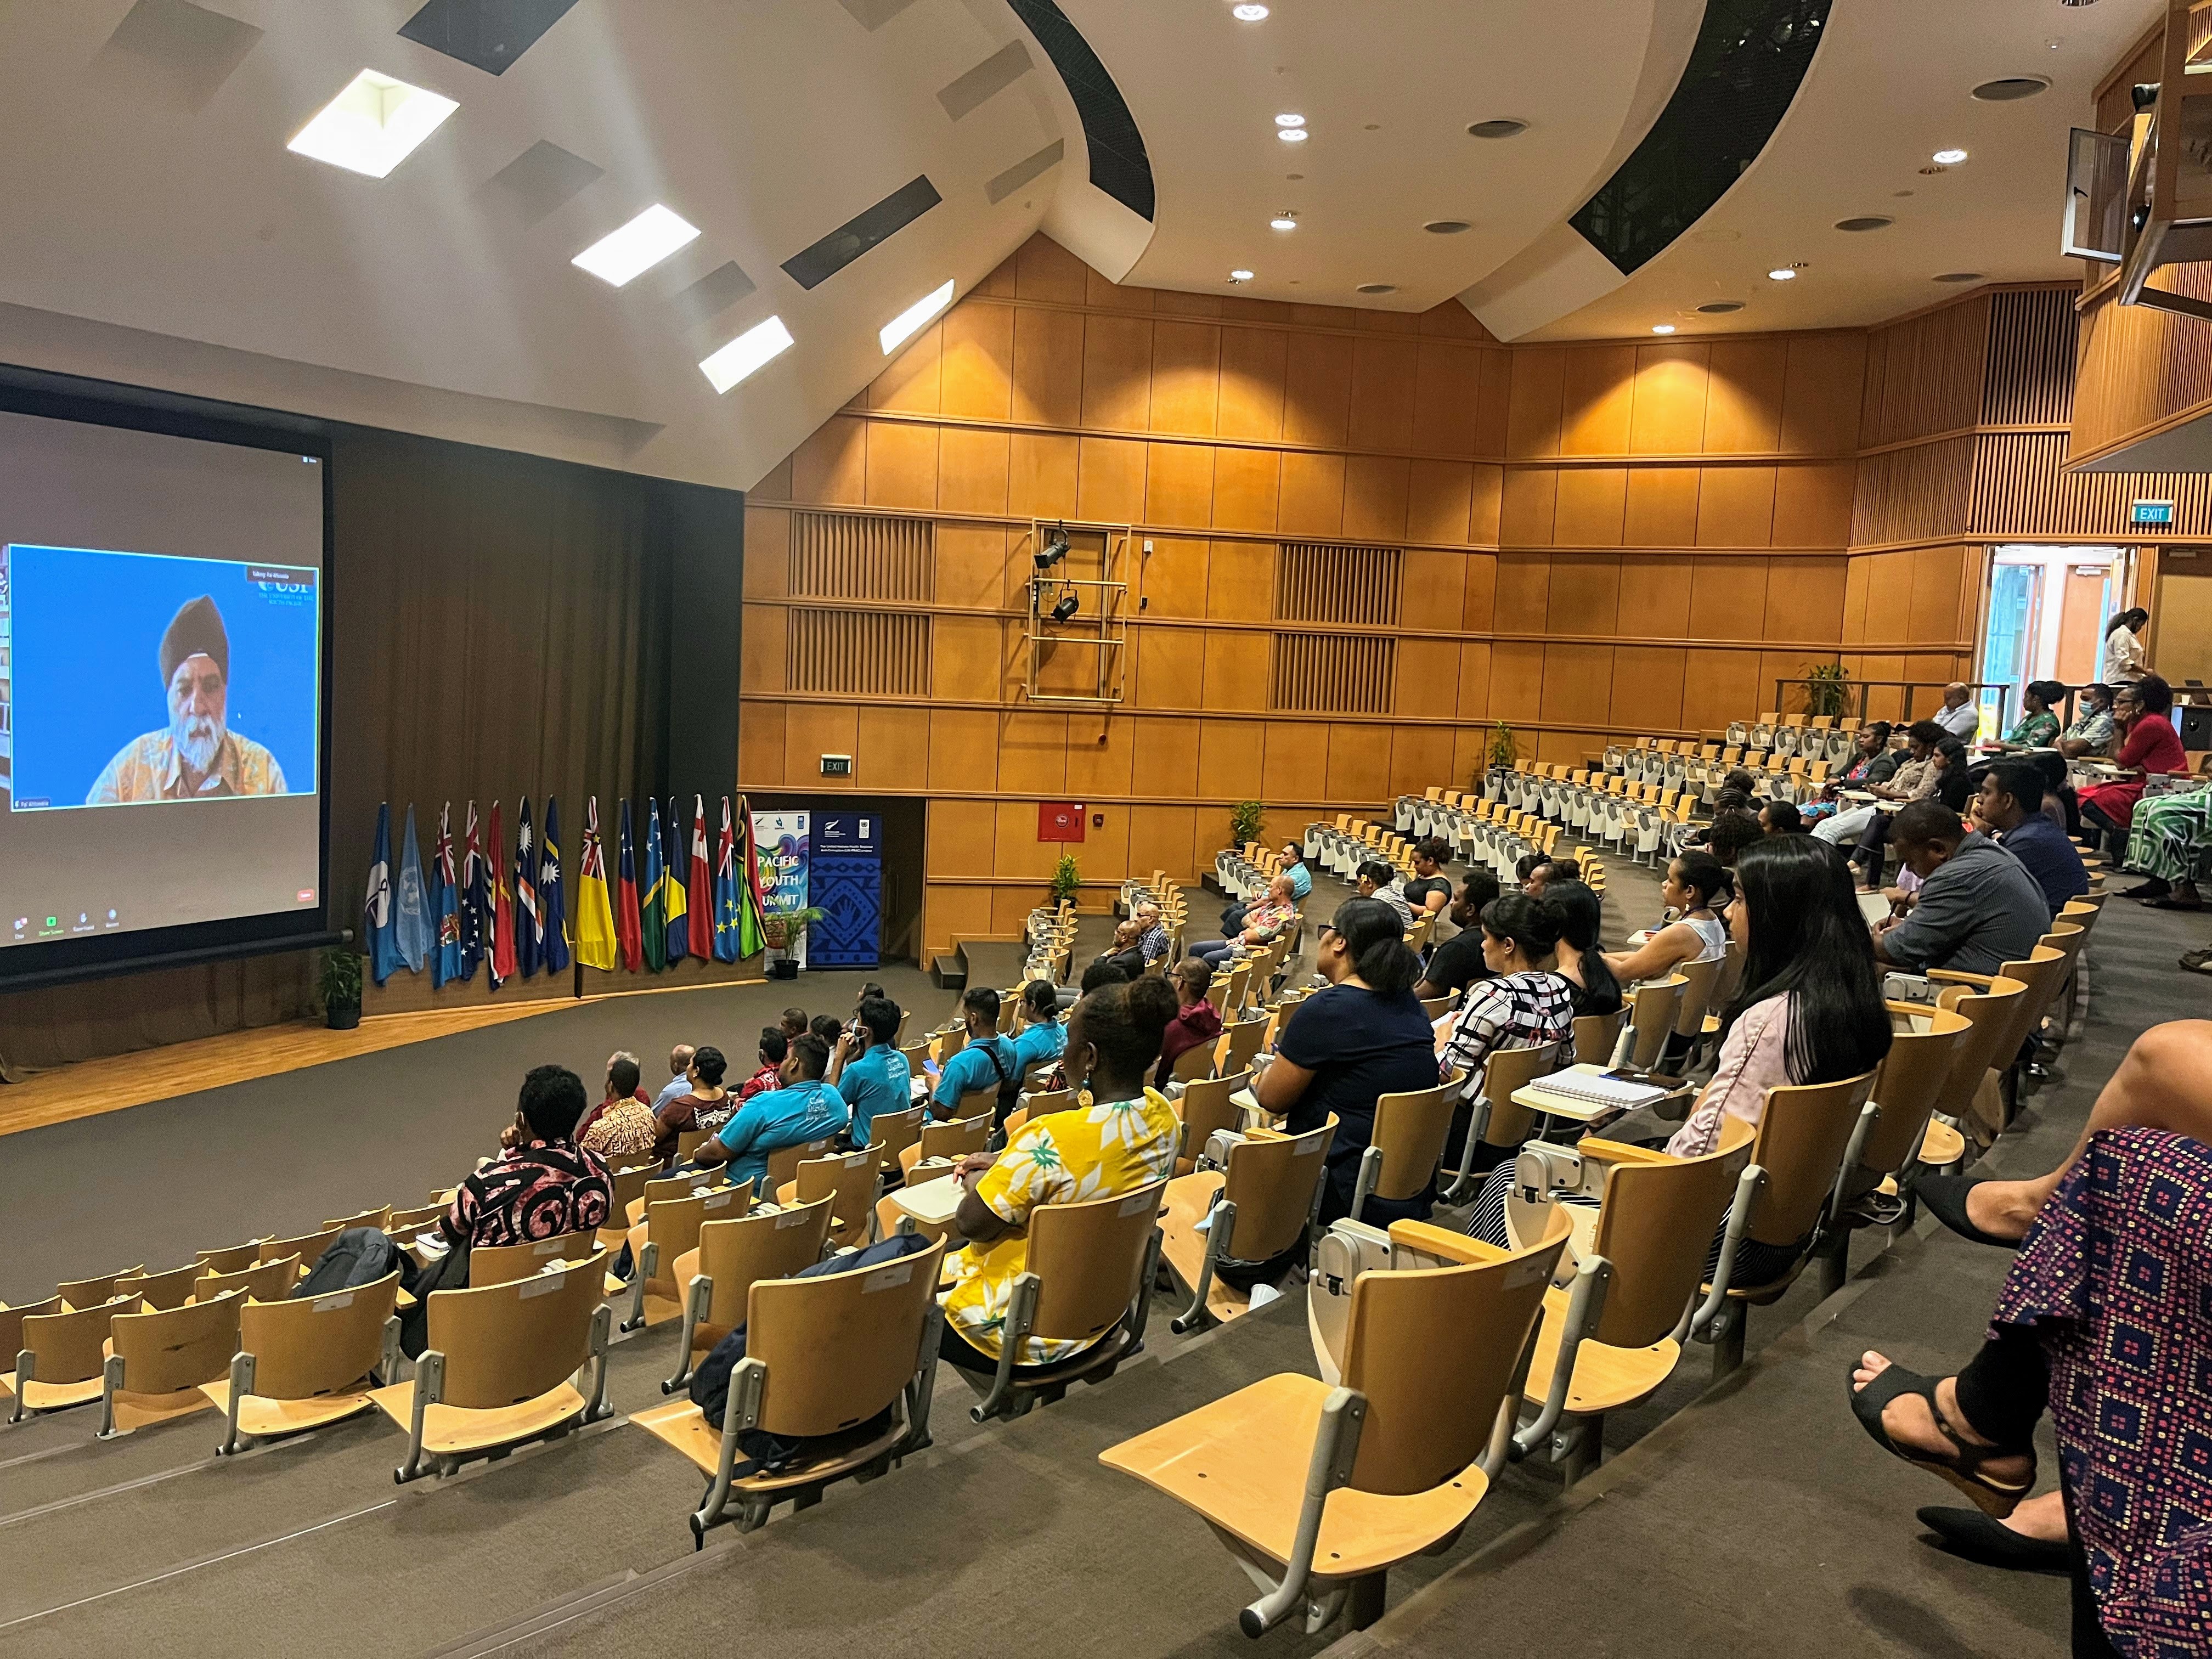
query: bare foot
[
  {"left": 1963, "top": 1179, "right": 2044, "bottom": 1241},
  {"left": 1852, "top": 1352, "right": 2034, "bottom": 1487},
  {"left": 2002, "top": 1489, "right": 2067, "bottom": 1543}
]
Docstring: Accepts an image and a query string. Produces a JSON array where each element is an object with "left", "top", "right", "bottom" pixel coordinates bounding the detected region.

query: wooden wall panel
[
  {"left": 1628, "top": 343, "right": 1711, "bottom": 454},
  {"left": 1702, "top": 340, "right": 1788, "bottom": 453}
]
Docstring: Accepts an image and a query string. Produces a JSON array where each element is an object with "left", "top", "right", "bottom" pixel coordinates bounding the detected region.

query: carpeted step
[{"left": 929, "top": 952, "right": 966, "bottom": 990}]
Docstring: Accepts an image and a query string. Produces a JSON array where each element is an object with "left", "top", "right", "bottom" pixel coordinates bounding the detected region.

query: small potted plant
[
  {"left": 1804, "top": 660, "right": 1850, "bottom": 719},
  {"left": 320, "top": 947, "right": 364, "bottom": 1031},
  {"left": 761, "top": 905, "right": 825, "bottom": 979},
  {"left": 1050, "top": 852, "right": 1081, "bottom": 909},
  {"left": 1227, "top": 799, "right": 1265, "bottom": 849},
  {"left": 1486, "top": 721, "right": 1517, "bottom": 774}
]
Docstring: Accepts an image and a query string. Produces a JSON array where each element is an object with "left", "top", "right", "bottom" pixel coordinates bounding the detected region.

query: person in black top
[
  {"left": 1415, "top": 873, "right": 1502, "bottom": 1000},
  {"left": 1255, "top": 898, "right": 1440, "bottom": 1227},
  {"left": 1402, "top": 837, "right": 1455, "bottom": 923}
]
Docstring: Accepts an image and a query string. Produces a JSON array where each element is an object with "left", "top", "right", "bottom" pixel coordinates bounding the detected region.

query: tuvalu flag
[
  {"left": 712, "top": 796, "right": 740, "bottom": 963},
  {"left": 574, "top": 797, "right": 618, "bottom": 970},
  {"left": 662, "top": 796, "right": 690, "bottom": 963},
  {"left": 540, "top": 797, "right": 570, "bottom": 975},
  {"left": 514, "top": 798, "right": 540, "bottom": 979},
  {"left": 641, "top": 800, "right": 668, "bottom": 971},
  {"left": 488, "top": 799, "right": 517, "bottom": 986},
  {"left": 687, "top": 795, "right": 714, "bottom": 966},
  {"left": 432, "top": 802, "right": 462, "bottom": 988},
  {"left": 615, "top": 799, "right": 643, "bottom": 973}
]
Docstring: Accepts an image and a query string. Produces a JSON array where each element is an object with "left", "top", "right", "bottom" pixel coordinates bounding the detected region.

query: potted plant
[
  {"left": 1050, "top": 851, "right": 1082, "bottom": 907},
  {"left": 761, "top": 905, "right": 825, "bottom": 979},
  {"left": 1486, "top": 721, "right": 1517, "bottom": 772},
  {"left": 319, "top": 947, "right": 364, "bottom": 1031},
  {"left": 1804, "top": 660, "right": 1851, "bottom": 720},
  {"left": 1227, "top": 799, "right": 1265, "bottom": 850}
]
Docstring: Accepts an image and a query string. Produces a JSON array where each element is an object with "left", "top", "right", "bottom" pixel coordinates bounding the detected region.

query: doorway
[{"left": 1980, "top": 545, "right": 2120, "bottom": 726}]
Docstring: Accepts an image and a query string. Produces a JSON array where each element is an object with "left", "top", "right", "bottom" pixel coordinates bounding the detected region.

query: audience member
[
  {"left": 1278, "top": 844, "right": 1313, "bottom": 900},
  {"left": 1132, "top": 899, "right": 1172, "bottom": 967},
  {"left": 779, "top": 1007, "right": 809, "bottom": 1041},
  {"left": 1255, "top": 897, "right": 1438, "bottom": 1227},
  {"left": 1933, "top": 681, "right": 1981, "bottom": 742},
  {"left": 2118, "top": 774, "right": 2210, "bottom": 914},
  {"left": 1516, "top": 854, "right": 1564, "bottom": 897},
  {"left": 1437, "top": 891, "right": 1577, "bottom": 1176},
  {"left": 1815, "top": 721, "right": 1944, "bottom": 848},
  {"left": 1079, "top": 956, "right": 1132, "bottom": 994},
  {"left": 1604, "top": 851, "right": 1729, "bottom": 986},
  {"left": 1011, "top": 980, "right": 1068, "bottom": 1076},
  {"left": 929, "top": 988, "right": 1022, "bottom": 1119},
  {"left": 1973, "top": 760, "right": 2088, "bottom": 918},
  {"left": 1803, "top": 722, "right": 1897, "bottom": 829},
  {"left": 651, "top": 1043, "right": 697, "bottom": 1111},
  {"left": 1872, "top": 802, "right": 2051, "bottom": 977},
  {"left": 1091, "top": 918, "right": 1150, "bottom": 980},
  {"left": 691, "top": 1032, "right": 846, "bottom": 1190},
  {"left": 808, "top": 1013, "right": 844, "bottom": 1053},
  {"left": 1414, "top": 872, "right": 1504, "bottom": 1000},
  {"left": 441, "top": 1064, "right": 612, "bottom": 1250},
  {"left": 2079, "top": 674, "right": 2187, "bottom": 859},
  {"left": 1153, "top": 957, "right": 1223, "bottom": 1085},
  {"left": 578, "top": 1052, "right": 659, "bottom": 1161},
  {"left": 1545, "top": 879, "right": 1623, "bottom": 1020},
  {"left": 650, "top": 1044, "right": 729, "bottom": 1164},
  {"left": 1357, "top": 859, "right": 1418, "bottom": 930},
  {"left": 737, "top": 1028, "right": 787, "bottom": 1102},
  {"left": 1705, "top": 809, "right": 1762, "bottom": 874},
  {"left": 2056, "top": 682, "right": 2116, "bottom": 760},
  {"left": 824, "top": 995, "right": 909, "bottom": 1148},
  {"left": 1402, "top": 838, "right": 1455, "bottom": 921},
  {"left": 1193, "top": 874, "right": 1297, "bottom": 968},
  {"left": 1712, "top": 767, "right": 1759, "bottom": 820},
  {"left": 1848, "top": 735, "right": 1970, "bottom": 883},
  {"left": 1995, "top": 680, "right": 2066, "bottom": 751},
  {"left": 939, "top": 978, "right": 1181, "bottom": 1372},
  {"left": 1759, "top": 799, "right": 1803, "bottom": 836}
]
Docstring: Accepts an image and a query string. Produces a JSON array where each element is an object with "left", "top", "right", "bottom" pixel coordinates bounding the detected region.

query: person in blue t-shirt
[
  {"left": 692, "top": 1033, "right": 850, "bottom": 1192},
  {"left": 1010, "top": 980, "right": 1068, "bottom": 1080},
  {"left": 930, "top": 987, "right": 1020, "bottom": 1120},
  {"left": 825, "top": 994, "right": 910, "bottom": 1148}
]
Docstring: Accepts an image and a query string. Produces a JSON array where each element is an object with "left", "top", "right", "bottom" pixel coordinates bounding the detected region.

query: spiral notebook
[{"left": 1523, "top": 1066, "right": 1672, "bottom": 1113}]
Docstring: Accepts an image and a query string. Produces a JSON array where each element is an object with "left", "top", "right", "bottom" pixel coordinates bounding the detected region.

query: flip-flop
[
  {"left": 2117, "top": 882, "right": 2170, "bottom": 900},
  {"left": 1918, "top": 1175, "right": 2024, "bottom": 1249},
  {"left": 2183, "top": 955, "right": 2212, "bottom": 977},
  {"left": 2143, "top": 898, "right": 2205, "bottom": 912},
  {"left": 1849, "top": 1361, "right": 2035, "bottom": 1518}
]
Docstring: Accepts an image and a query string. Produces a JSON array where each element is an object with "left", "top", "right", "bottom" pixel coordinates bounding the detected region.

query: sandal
[
  {"left": 2143, "top": 897, "right": 2205, "bottom": 912},
  {"left": 1849, "top": 1362, "right": 2035, "bottom": 1518},
  {"left": 1918, "top": 1175, "right": 2024, "bottom": 1250},
  {"left": 2117, "top": 882, "right": 2171, "bottom": 900},
  {"left": 2183, "top": 952, "right": 2212, "bottom": 977}
]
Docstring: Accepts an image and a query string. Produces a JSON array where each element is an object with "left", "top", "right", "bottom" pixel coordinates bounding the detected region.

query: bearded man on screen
[{"left": 86, "top": 595, "right": 286, "bottom": 804}]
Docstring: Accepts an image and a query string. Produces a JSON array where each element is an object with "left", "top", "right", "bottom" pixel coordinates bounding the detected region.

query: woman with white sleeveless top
[{"left": 1601, "top": 850, "right": 1731, "bottom": 988}]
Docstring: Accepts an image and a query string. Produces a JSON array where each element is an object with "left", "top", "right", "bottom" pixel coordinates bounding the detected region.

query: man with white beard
[{"left": 86, "top": 594, "right": 287, "bottom": 803}]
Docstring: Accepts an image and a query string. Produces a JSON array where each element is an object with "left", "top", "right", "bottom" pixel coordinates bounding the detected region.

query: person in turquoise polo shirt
[
  {"left": 826, "top": 995, "right": 910, "bottom": 1148},
  {"left": 692, "top": 1033, "right": 849, "bottom": 1192},
  {"left": 1010, "top": 980, "right": 1067, "bottom": 1080},
  {"left": 930, "top": 987, "right": 1020, "bottom": 1120}
]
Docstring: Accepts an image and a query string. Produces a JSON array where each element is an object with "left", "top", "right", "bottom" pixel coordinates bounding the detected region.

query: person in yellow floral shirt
[
  {"left": 87, "top": 595, "right": 288, "bottom": 804},
  {"left": 939, "top": 975, "right": 1181, "bottom": 1370}
]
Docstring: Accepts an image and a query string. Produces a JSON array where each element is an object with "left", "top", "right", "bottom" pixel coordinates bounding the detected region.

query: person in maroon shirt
[
  {"left": 650, "top": 1045, "right": 729, "bottom": 1164},
  {"left": 442, "top": 1065, "right": 613, "bottom": 1250},
  {"left": 1154, "top": 956, "right": 1225, "bottom": 1086}
]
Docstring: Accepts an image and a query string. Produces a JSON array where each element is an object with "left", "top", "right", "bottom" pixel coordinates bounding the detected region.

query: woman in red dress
[{"left": 2078, "top": 674, "right": 2186, "bottom": 857}]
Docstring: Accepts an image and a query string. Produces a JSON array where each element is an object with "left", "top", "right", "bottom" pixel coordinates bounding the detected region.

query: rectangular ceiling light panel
[
  {"left": 287, "top": 69, "right": 457, "bottom": 178},
  {"left": 399, "top": 0, "right": 583, "bottom": 75},
  {"left": 573, "top": 204, "right": 701, "bottom": 286},
  {"left": 781, "top": 176, "right": 941, "bottom": 290},
  {"left": 699, "top": 316, "right": 794, "bottom": 393},
  {"left": 880, "top": 280, "right": 955, "bottom": 354}
]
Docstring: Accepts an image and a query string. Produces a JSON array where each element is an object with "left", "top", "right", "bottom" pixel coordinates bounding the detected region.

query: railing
[{"left": 1769, "top": 679, "right": 2015, "bottom": 727}]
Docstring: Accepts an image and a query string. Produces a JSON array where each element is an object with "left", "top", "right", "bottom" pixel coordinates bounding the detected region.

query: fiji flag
[
  {"left": 364, "top": 802, "right": 400, "bottom": 985},
  {"left": 662, "top": 795, "right": 690, "bottom": 962},
  {"left": 616, "top": 800, "right": 644, "bottom": 972},
  {"left": 515, "top": 798, "right": 540, "bottom": 979},
  {"left": 394, "top": 805, "right": 432, "bottom": 973},
  {"left": 539, "top": 797, "right": 570, "bottom": 974},
  {"left": 713, "top": 796, "right": 740, "bottom": 962},
  {"left": 488, "top": 799, "right": 516, "bottom": 987},
  {"left": 641, "top": 800, "right": 668, "bottom": 971},
  {"left": 432, "top": 803, "right": 462, "bottom": 987}
]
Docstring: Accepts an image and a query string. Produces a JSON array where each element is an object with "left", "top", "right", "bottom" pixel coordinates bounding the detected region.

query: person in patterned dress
[
  {"left": 2118, "top": 774, "right": 2210, "bottom": 915},
  {"left": 441, "top": 1065, "right": 613, "bottom": 1250}
]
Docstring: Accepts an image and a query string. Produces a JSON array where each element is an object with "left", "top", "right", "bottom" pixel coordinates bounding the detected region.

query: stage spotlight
[
  {"left": 1051, "top": 590, "right": 1080, "bottom": 624},
  {"left": 1035, "top": 525, "right": 1071, "bottom": 570}
]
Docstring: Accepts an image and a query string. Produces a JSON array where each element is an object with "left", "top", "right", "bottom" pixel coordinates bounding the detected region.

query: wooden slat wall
[
  {"left": 1982, "top": 290, "right": 2076, "bottom": 428},
  {"left": 789, "top": 511, "right": 933, "bottom": 600},
  {"left": 1277, "top": 544, "right": 1401, "bottom": 625},
  {"left": 786, "top": 610, "right": 932, "bottom": 697},
  {"left": 1860, "top": 296, "right": 1990, "bottom": 447},
  {"left": 1271, "top": 633, "right": 1396, "bottom": 714},
  {"left": 1851, "top": 437, "right": 1975, "bottom": 546},
  {"left": 2070, "top": 265, "right": 2212, "bottom": 464},
  {"left": 1972, "top": 432, "right": 2212, "bottom": 538}
]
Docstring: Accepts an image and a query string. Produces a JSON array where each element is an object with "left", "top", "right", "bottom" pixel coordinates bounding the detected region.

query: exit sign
[
  {"left": 819, "top": 753, "right": 852, "bottom": 777},
  {"left": 2131, "top": 498, "right": 2175, "bottom": 526}
]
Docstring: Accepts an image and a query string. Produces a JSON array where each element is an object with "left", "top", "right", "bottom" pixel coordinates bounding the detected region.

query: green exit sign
[{"left": 2131, "top": 498, "right": 2175, "bottom": 526}]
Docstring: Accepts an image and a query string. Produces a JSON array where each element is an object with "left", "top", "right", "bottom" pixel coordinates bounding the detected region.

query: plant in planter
[
  {"left": 319, "top": 947, "right": 364, "bottom": 1031},
  {"left": 1227, "top": 799, "right": 1265, "bottom": 849},
  {"left": 761, "top": 906, "right": 826, "bottom": 979},
  {"left": 1050, "top": 852, "right": 1082, "bottom": 907},
  {"left": 1486, "top": 721, "right": 1517, "bottom": 773},
  {"left": 1804, "top": 660, "right": 1851, "bottom": 720}
]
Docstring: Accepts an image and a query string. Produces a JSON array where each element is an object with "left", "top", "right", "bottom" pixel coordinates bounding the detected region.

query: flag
[
  {"left": 575, "top": 797, "right": 618, "bottom": 970},
  {"left": 515, "top": 798, "right": 540, "bottom": 978},
  {"left": 713, "top": 797, "right": 740, "bottom": 963},
  {"left": 735, "top": 794, "right": 769, "bottom": 958},
  {"left": 458, "top": 800, "right": 486, "bottom": 983},
  {"left": 662, "top": 795, "right": 690, "bottom": 962},
  {"left": 616, "top": 799, "right": 643, "bottom": 973},
  {"left": 687, "top": 795, "right": 714, "bottom": 966},
  {"left": 394, "top": 804, "right": 432, "bottom": 973},
  {"left": 432, "top": 802, "right": 462, "bottom": 987},
  {"left": 364, "top": 802, "right": 399, "bottom": 985},
  {"left": 488, "top": 799, "right": 515, "bottom": 987},
  {"left": 641, "top": 800, "right": 668, "bottom": 972},
  {"left": 540, "top": 796, "right": 569, "bottom": 974}
]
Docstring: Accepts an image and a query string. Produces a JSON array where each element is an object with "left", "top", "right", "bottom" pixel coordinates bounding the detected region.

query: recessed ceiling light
[
  {"left": 1932, "top": 147, "right": 1969, "bottom": 165},
  {"left": 1356, "top": 283, "right": 1397, "bottom": 295},
  {"left": 1232, "top": 2, "right": 1268, "bottom": 18},
  {"left": 698, "top": 316, "right": 793, "bottom": 393},
  {"left": 1423, "top": 219, "right": 1472, "bottom": 235},
  {"left": 1972, "top": 75, "right": 2049, "bottom": 101},
  {"left": 1270, "top": 216, "right": 1298, "bottom": 231},
  {"left": 879, "top": 279, "right": 956, "bottom": 354},
  {"left": 286, "top": 69, "right": 457, "bottom": 179},
  {"left": 1835, "top": 216, "right": 1894, "bottom": 232},
  {"left": 1696, "top": 301, "right": 1745, "bottom": 314},
  {"left": 1932, "top": 271, "right": 1984, "bottom": 283},
  {"left": 1466, "top": 119, "right": 1527, "bottom": 139},
  {"left": 1228, "top": 268, "right": 1254, "bottom": 282},
  {"left": 1274, "top": 113, "right": 1305, "bottom": 127},
  {"left": 1278, "top": 127, "right": 1308, "bottom": 143},
  {"left": 571, "top": 205, "right": 701, "bottom": 287},
  {"left": 1651, "top": 324, "right": 1677, "bottom": 335},
  {"left": 1768, "top": 267, "right": 1798, "bottom": 281}
]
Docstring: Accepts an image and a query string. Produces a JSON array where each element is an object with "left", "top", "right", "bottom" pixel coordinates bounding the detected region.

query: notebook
[{"left": 1526, "top": 1068, "right": 1673, "bottom": 1112}]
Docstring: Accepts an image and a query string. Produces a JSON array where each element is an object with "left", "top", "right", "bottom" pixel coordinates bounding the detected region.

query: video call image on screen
[{"left": 0, "top": 409, "right": 325, "bottom": 959}]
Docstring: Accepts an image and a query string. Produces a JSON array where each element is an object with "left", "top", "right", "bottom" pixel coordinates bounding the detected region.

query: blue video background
[{"left": 8, "top": 544, "right": 319, "bottom": 808}]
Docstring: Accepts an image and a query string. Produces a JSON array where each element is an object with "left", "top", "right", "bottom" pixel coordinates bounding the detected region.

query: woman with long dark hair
[
  {"left": 2101, "top": 606, "right": 2149, "bottom": 686},
  {"left": 1436, "top": 891, "right": 1579, "bottom": 1176},
  {"left": 1544, "top": 879, "right": 1622, "bottom": 1019},
  {"left": 1256, "top": 896, "right": 1438, "bottom": 1226}
]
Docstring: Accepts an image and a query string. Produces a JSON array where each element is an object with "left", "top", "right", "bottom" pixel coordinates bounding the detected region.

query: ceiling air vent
[
  {"left": 1834, "top": 216, "right": 1893, "bottom": 231},
  {"left": 398, "top": 0, "right": 582, "bottom": 76},
  {"left": 1006, "top": 0, "right": 1155, "bottom": 221},
  {"left": 1971, "top": 76, "right": 2050, "bottom": 101},
  {"left": 1696, "top": 300, "right": 1745, "bottom": 314},
  {"left": 781, "top": 176, "right": 942, "bottom": 291}
]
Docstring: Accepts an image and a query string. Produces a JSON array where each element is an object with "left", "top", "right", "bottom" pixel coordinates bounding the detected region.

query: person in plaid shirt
[{"left": 1438, "top": 893, "right": 1577, "bottom": 1174}]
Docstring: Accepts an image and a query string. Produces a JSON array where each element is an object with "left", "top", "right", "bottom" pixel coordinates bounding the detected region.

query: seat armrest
[
  {"left": 1578, "top": 1138, "right": 1675, "bottom": 1167},
  {"left": 1926, "top": 970, "right": 1995, "bottom": 988},
  {"left": 1386, "top": 1219, "right": 1505, "bottom": 1265}
]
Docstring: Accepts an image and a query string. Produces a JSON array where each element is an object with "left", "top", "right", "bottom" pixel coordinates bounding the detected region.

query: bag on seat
[{"left": 294, "top": 1227, "right": 410, "bottom": 1300}]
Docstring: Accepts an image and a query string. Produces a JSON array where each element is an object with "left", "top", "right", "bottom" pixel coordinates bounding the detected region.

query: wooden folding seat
[
  {"left": 371, "top": 1248, "right": 616, "bottom": 1482},
  {"left": 659, "top": 1195, "right": 836, "bottom": 1393},
  {"left": 1695, "top": 1069, "right": 1881, "bottom": 1376},
  {"left": 470, "top": 1229, "right": 603, "bottom": 1288},
  {"left": 258, "top": 1226, "right": 341, "bottom": 1278},
  {"left": 1103, "top": 1211, "right": 1570, "bottom": 1637},
  {"left": 1514, "top": 1118, "right": 1754, "bottom": 1482},
  {"left": 634, "top": 1235, "right": 949, "bottom": 1538},
  {"left": 1668, "top": 953, "right": 1726, "bottom": 1066},
  {"left": 622, "top": 1181, "right": 753, "bottom": 1330},
  {"left": 869, "top": 1104, "right": 927, "bottom": 1182},
  {"left": 1351, "top": 1077, "right": 1461, "bottom": 1220},
  {"left": 934, "top": 1023, "right": 968, "bottom": 1065},
  {"left": 115, "top": 1262, "right": 205, "bottom": 1311},
  {"left": 1443, "top": 1043, "right": 1564, "bottom": 1200},
  {"left": 94, "top": 1289, "right": 247, "bottom": 1438},
  {"left": 1164, "top": 1119, "right": 1336, "bottom": 1333},
  {"left": 194, "top": 1254, "right": 300, "bottom": 1306},
  {"left": 387, "top": 1200, "right": 449, "bottom": 1237},
  {"left": 764, "top": 1134, "right": 838, "bottom": 1188},
  {"left": 1572, "top": 1008, "right": 1626, "bottom": 1069},
  {"left": 896, "top": 1037, "right": 933, "bottom": 1073},
  {"left": 0, "top": 1296, "right": 63, "bottom": 1403},
  {"left": 1019, "top": 1087, "right": 1079, "bottom": 1123},
  {"left": 966, "top": 1177, "right": 1170, "bottom": 1424},
  {"left": 1418, "top": 994, "right": 1454, "bottom": 1023},
  {"left": 1169, "top": 1036, "right": 1217, "bottom": 1084},
  {"left": 594, "top": 1163, "right": 659, "bottom": 1248},
  {"left": 1215, "top": 1014, "right": 1271, "bottom": 1081},
  {"left": 1616, "top": 973, "right": 1689, "bottom": 1073},
  {"left": 1696, "top": 941, "right": 1746, "bottom": 1051},
  {"left": 194, "top": 1242, "right": 261, "bottom": 1276},
  {"left": 1931, "top": 945, "right": 2067, "bottom": 1137},
  {"left": 323, "top": 1204, "right": 393, "bottom": 1232},
  {"left": 206, "top": 1272, "right": 403, "bottom": 1454},
  {"left": 58, "top": 1266, "right": 144, "bottom": 1310},
  {"left": 775, "top": 1149, "right": 880, "bottom": 1249},
  {"left": 9, "top": 1296, "right": 131, "bottom": 1420}
]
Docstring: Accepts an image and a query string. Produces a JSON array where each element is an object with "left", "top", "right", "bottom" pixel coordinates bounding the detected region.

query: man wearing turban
[{"left": 86, "top": 595, "right": 287, "bottom": 803}]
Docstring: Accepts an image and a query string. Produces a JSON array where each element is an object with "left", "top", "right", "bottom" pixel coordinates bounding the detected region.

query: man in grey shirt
[
  {"left": 1872, "top": 802, "right": 2050, "bottom": 978},
  {"left": 652, "top": 1043, "right": 697, "bottom": 1111}
]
